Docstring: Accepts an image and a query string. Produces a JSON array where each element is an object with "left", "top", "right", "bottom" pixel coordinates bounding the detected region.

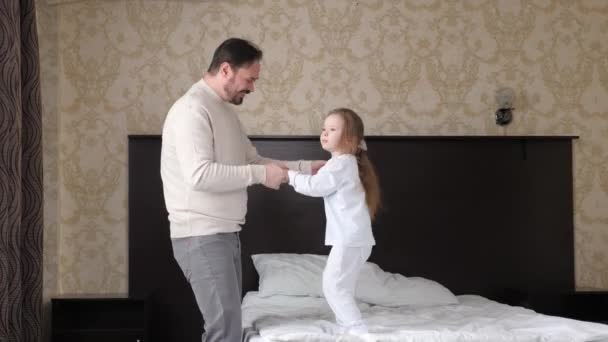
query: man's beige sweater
[{"left": 160, "top": 79, "right": 310, "bottom": 238}]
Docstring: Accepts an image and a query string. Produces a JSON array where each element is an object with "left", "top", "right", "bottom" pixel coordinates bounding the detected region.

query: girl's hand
[{"left": 264, "top": 163, "right": 287, "bottom": 189}]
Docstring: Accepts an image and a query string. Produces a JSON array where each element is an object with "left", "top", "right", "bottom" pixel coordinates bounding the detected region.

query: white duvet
[{"left": 242, "top": 292, "right": 608, "bottom": 342}]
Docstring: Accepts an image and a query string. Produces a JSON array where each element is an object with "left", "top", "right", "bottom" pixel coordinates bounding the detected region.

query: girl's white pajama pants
[{"left": 322, "top": 245, "right": 373, "bottom": 330}]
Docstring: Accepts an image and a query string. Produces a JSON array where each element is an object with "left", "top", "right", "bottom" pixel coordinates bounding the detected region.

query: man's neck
[{"left": 202, "top": 73, "right": 226, "bottom": 101}]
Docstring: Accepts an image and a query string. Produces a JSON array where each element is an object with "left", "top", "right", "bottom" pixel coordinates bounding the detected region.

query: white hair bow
[{"left": 359, "top": 139, "right": 367, "bottom": 151}]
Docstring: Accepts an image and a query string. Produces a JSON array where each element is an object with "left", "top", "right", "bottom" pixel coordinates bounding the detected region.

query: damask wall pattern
[{"left": 36, "top": 0, "right": 608, "bottom": 298}]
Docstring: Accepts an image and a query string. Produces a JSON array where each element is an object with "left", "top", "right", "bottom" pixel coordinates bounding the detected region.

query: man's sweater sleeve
[{"left": 174, "top": 104, "right": 265, "bottom": 192}]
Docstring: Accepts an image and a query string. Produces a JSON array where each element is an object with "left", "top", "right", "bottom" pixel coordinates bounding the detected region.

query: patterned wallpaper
[{"left": 38, "top": 0, "right": 608, "bottom": 301}]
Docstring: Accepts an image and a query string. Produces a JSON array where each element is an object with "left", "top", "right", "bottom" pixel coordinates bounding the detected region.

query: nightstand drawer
[
  {"left": 51, "top": 297, "right": 146, "bottom": 342},
  {"left": 52, "top": 330, "right": 143, "bottom": 342}
]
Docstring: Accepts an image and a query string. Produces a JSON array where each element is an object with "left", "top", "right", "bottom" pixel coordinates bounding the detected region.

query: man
[{"left": 160, "top": 38, "right": 324, "bottom": 342}]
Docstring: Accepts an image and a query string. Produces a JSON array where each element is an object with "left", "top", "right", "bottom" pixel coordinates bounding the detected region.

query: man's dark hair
[{"left": 207, "top": 38, "right": 263, "bottom": 74}]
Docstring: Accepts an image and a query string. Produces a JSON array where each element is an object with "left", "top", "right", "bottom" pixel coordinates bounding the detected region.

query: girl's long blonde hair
[{"left": 327, "top": 108, "right": 381, "bottom": 220}]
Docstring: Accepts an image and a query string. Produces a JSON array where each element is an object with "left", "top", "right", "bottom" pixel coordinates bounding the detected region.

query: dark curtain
[{"left": 0, "top": 0, "right": 44, "bottom": 341}]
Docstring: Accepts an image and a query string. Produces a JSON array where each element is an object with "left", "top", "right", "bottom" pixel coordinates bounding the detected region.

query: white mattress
[{"left": 242, "top": 291, "right": 608, "bottom": 342}]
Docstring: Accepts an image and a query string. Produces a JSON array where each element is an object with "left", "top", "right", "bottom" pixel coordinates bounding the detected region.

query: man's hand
[
  {"left": 311, "top": 160, "right": 327, "bottom": 175},
  {"left": 264, "top": 163, "right": 287, "bottom": 190}
]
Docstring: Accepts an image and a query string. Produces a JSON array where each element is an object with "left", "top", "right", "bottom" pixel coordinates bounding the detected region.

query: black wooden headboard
[{"left": 128, "top": 135, "right": 576, "bottom": 342}]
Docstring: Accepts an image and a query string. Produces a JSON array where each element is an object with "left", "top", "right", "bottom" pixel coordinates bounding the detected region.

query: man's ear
[{"left": 219, "top": 62, "right": 232, "bottom": 78}]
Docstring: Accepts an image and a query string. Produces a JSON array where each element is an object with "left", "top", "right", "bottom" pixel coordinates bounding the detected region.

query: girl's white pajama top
[{"left": 287, "top": 154, "right": 375, "bottom": 247}]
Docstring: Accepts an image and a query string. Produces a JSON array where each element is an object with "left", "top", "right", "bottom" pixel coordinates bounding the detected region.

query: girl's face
[{"left": 320, "top": 114, "right": 345, "bottom": 154}]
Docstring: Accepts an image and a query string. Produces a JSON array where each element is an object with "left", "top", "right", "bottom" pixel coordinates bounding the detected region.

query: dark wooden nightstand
[
  {"left": 498, "top": 289, "right": 608, "bottom": 325},
  {"left": 51, "top": 295, "right": 146, "bottom": 342},
  {"left": 558, "top": 291, "right": 608, "bottom": 325}
]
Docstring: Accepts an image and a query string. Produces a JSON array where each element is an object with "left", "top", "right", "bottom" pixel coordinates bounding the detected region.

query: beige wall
[{"left": 38, "top": 0, "right": 608, "bottom": 303}]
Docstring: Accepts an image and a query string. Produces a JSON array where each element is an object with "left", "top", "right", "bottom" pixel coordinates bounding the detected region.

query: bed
[
  {"left": 242, "top": 292, "right": 608, "bottom": 341},
  {"left": 240, "top": 254, "right": 608, "bottom": 341},
  {"left": 127, "top": 135, "right": 608, "bottom": 342}
]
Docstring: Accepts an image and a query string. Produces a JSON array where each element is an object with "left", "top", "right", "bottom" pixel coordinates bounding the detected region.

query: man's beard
[
  {"left": 224, "top": 78, "right": 249, "bottom": 105},
  {"left": 229, "top": 92, "right": 246, "bottom": 105}
]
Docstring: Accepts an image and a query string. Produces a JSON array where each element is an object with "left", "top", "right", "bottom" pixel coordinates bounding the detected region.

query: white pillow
[
  {"left": 251, "top": 253, "right": 459, "bottom": 307},
  {"left": 252, "top": 253, "right": 325, "bottom": 297},
  {"left": 356, "top": 261, "right": 459, "bottom": 306}
]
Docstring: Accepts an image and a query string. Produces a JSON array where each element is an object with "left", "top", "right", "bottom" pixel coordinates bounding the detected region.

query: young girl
[{"left": 287, "top": 108, "right": 381, "bottom": 334}]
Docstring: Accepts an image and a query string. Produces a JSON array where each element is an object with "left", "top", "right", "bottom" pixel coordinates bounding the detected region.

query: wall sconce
[{"left": 495, "top": 87, "right": 515, "bottom": 126}]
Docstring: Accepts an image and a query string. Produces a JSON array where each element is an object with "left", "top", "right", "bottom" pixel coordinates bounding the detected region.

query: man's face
[{"left": 223, "top": 62, "right": 260, "bottom": 105}]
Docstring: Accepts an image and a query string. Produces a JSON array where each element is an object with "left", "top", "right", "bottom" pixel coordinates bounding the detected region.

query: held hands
[
  {"left": 263, "top": 163, "right": 288, "bottom": 190},
  {"left": 311, "top": 160, "right": 326, "bottom": 175},
  {"left": 263, "top": 160, "right": 324, "bottom": 190}
]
